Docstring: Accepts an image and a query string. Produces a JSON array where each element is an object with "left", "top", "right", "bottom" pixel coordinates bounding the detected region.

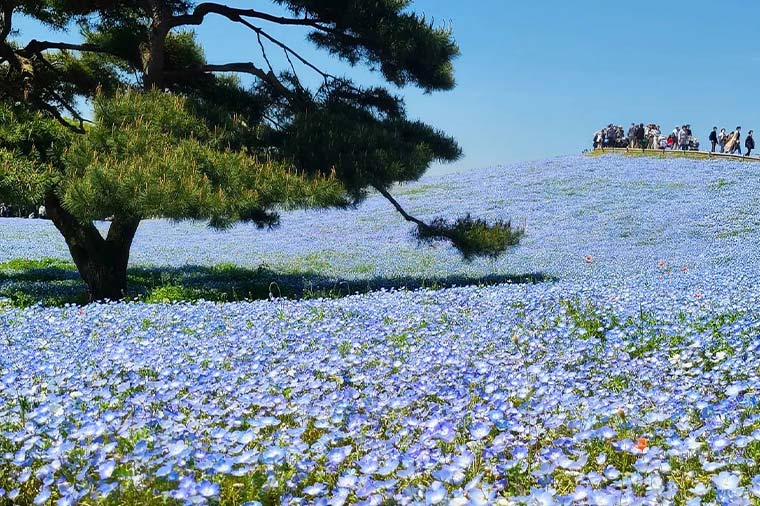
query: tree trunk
[
  {"left": 144, "top": 3, "right": 169, "bottom": 89},
  {"left": 44, "top": 193, "right": 140, "bottom": 301},
  {"left": 71, "top": 240, "right": 132, "bottom": 301}
]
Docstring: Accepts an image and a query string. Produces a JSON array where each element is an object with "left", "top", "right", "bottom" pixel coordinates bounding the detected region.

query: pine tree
[{"left": 0, "top": 0, "right": 523, "bottom": 301}]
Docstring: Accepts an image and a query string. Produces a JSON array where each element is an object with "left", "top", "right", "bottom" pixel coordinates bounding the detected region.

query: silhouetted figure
[
  {"left": 636, "top": 123, "right": 646, "bottom": 149},
  {"left": 746, "top": 130, "right": 755, "bottom": 157},
  {"left": 732, "top": 127, "right": 742, "bottom": 155},
  {"left": 709, "top": 127, "right": 718, "bottom": 153}
]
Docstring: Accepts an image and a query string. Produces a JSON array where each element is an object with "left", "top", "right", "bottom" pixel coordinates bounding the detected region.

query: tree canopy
[{"left": 0, "top": 0, "right": 523, "bottom": 300}]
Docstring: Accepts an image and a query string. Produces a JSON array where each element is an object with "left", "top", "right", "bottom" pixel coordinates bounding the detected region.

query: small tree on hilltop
[{"left": 0, "top": 0, "right": 523, "bottom": 301}]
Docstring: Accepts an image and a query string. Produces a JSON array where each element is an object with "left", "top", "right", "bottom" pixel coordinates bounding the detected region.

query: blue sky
[{"left": 14, "top": 1, "right": 760, "bottom": 174}]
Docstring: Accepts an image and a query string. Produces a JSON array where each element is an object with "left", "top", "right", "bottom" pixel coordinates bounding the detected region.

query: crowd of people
[
  {"left": 707, "top": 127, "right": 755, "bottom": 156},
  {"left": 594, "top": 123, "right": 757, "bottom": 156},
  {"left": 594, "top": 124, "right": 699, "bottom": 151},
  {"left": 0, "top": 203, "right": 46, "bottom": 219}
]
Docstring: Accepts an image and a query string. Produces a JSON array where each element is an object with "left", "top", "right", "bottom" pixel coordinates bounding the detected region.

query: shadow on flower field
[{"left": 0, "top": 258, "right": 553, "bottom": 307}]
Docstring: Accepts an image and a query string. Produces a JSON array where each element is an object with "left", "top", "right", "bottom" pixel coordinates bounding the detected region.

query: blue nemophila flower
[
  {"left": 303, "top": 483, "right": 326, "bottom": 496},
  {"left": 327, "top": 445, "right": 353, "bottom": 466},
  {"left": 749, "top": 475, "right": 760, "bottom": 497},
  {"left": 469, "top": 421, "right": 491, "bottom": 440},
  {"left": 3, "top": 155, "right": 760, "bottom": 504},
  {"left": 260, "top": 447, "right": 286, "bottom": 465},
  {"left": 198, "top": 480, "right": 219, "bottom": 498},
  {"left": 690, "top": 483, "right": 710, "bottom": 496},
  {"left": 98, "top": 460, "right": 116, "bottom": 480},
  {"left": 713, "top": 471, "right": 741, "bottom": 491},
  {"left": 424, "top": 481, "right": 447, "bottom": 504},
  {"left": 18, "top": 468, "right": 31, "bottom": 483},
  {"left": 33, "top": 487, "right": 51, "bottom": 505},
  {"left": 337, "top": 473, "right": 358, "bottom": 490}
]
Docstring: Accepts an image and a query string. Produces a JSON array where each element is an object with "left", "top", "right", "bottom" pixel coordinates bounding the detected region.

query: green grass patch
[{"left": 0, "top": 257, "right": 552, "bottom": 307}]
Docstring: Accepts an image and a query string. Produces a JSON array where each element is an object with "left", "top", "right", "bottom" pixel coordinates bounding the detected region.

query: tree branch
[
  {"left": 24, "top": 40, "right": 94, "bottom": 53},
  {"left": 169, "top": 2, "right": 334, "bottom": 32},
  {"left": 44, "top": 191, "right": 106, "bottom": 248},
  {"left": 372, "top": 184, "right": 430, "bottom": 230},
  {"left": 255, "top": 31, "right": 275, "bottom": 76},
  {"left": 106, "top": 215, "right": 140, "bottom": 245},
  {"left": 35, "top": 97, "right": 87, "bottom": 134},
  {"left": 0, "top": 0, "right": 13, "bottom": 42},
  {"left": 169, "top": 3, "right": 357, "bottom": 92},
  {"left": 253, "top": 25, "right": 332, "bottom": 85},
  {"left": 0, "top": 2, "right": 21, "bottom": 70},
  {"left": 170, "top": 62, "right": 294, "bottom": 100}
]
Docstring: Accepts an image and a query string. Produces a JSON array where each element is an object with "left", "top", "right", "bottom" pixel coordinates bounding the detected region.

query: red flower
[
  {"left": 585, "top": 255, "right": 593, "bottom": 263},
  {"left": 658, "top": 261, "right": 666, "bottom": 268}
]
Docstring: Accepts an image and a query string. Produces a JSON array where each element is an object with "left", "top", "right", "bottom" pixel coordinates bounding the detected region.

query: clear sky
[{"left": 13, "top": 1, "right": 760, "bottom": 174}]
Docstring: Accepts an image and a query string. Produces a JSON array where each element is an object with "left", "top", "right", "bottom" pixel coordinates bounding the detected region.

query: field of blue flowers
[{"left": 2, "top": 154, "right": 760, "bottom": 505}]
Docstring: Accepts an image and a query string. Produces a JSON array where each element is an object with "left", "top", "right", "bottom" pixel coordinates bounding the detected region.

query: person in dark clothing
[
  {"left": 709, "top": 127, "right": 718, "bottom": 152},
  {"left": 732, "top": 127, "right": 742, "bottom": 155},
  {"left": 636, "top": 123, "right": 646, "bottom": 149},
  {"left": 745, "top": 130, "right": 755, "bottom": 157}
]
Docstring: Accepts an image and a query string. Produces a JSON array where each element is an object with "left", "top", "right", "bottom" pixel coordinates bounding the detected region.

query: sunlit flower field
[{"left": 2, "top": 154, "right": 760, "bottom": 505}]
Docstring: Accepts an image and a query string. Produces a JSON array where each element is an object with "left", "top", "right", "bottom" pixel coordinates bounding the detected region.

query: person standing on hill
[
  {"left": 709, "top": 127, "right": 718, "bottom": 152},
  {"left": 732, "top": 126, "right": 742, "bottom": 154},
  {"left": 719, "top": 128, "right": 728, "bottom": 153},
  {"left": 678, "top": 127, "right": 689, "bottom": 151},
  {"left": 636, "top": 123, "right": 646, "bottom": 149},
  {"left": 628, "top": 123, "right": 636, "bottom": 148},
  {"left": 604, "top": 124, "right": 613, "bottom": 147},
  {"left": 673, "top": 126, "right": 683, "bottom": 150},
  {"left": 745, "top": 130, "right": 755, "bottom": 157},
  {"left": 725, "top": 130, "right": 738, "bottom": 154}
]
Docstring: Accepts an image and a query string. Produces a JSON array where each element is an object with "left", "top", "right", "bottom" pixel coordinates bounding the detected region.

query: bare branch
[
  {"left": 255, "top": 31, "right": 275, "bottom": 76},
  {"left": 253, "top": 26, "right": 332, "bottom": 85},
  {"left": 167, "top": 62, "right": 294, "bottom": 100},
  {"left": 34, "top": 97, "right": 86, "bottom": 134},
  {"left": 169, "top": 3, "right": 357, "bottom": 92},
  {"left": 372, "top": 184, "right": 430, "bottom": 231},
  {"left": 19, "top": 40, "right": 120, "bottom": 58},
  {"left": 169, "top": 2, "right": 334, "bottom": 33},
  {"left": 47, "top": 89, "right": 90, "bottom": 131}
]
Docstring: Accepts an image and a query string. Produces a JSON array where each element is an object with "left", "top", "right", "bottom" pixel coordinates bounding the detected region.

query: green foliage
[
  {"left": 59, "top": 89, "right": 348, "bottom": 225},
  {"left": 1, "top": 0, "right": 521, "bottom": 289},
  {"left": 0, "top": 103, "right": 69, "bottom": 204},
  {"left": 0, "top": 257, "right": 75, "bottom": 271},
  {"left": 281, "top": 101, "right": 461, "bottom": 199},
  {"left": 143, "top": 284, "right": 201, "bottom": 304},
  {"left": 417, "top": 215, "right": 524, "bottom": 260},
  {"left": 560, "top": 298, "right": 618, "bottom": 342},
  {"left": 275, "top": 0, "right": 459, "bottom": 91}
]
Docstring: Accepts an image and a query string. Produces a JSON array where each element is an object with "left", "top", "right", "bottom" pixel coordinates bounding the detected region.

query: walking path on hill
[{"left": 590, "top": 147, "right": 760, "bottom": 162}]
